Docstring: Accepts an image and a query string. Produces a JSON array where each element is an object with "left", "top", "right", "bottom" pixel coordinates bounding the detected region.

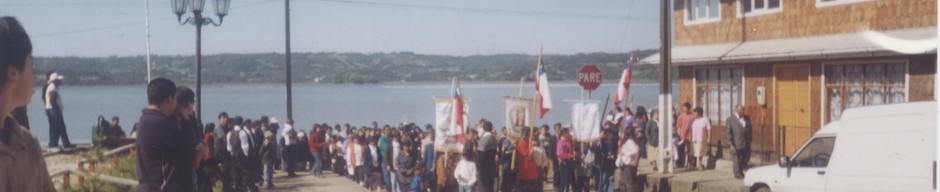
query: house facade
[{"left": 642, "top": 0, "right": 936, "bottom": 159}]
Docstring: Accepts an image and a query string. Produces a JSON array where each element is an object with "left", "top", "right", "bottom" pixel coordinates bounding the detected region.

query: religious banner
[
  {"left": 572, "top": 101, "right": 601, "bottom": 142},
  {"left": 504, "top": 96, "right": 533, "bottom": 139},
  {"left": 434, "top": 97, "right": 468, "bottom": 152}
]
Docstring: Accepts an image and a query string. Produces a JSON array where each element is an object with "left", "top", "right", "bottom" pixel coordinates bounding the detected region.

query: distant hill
[{"left": 33, "top": 50, "right": 669, "bottom": 85}]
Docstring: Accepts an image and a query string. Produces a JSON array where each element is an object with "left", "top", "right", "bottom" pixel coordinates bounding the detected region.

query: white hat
[
  {"left": 48, "top": 72, "right": 64, "bottom": 83},
  {"left": 270, "top": 117, "right": 279, "bottom": 124}
]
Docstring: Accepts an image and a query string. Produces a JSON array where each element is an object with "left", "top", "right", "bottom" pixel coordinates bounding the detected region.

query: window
[
  {"left": 825, "top": 63, "right": 907, "bottom": 122},
  {"left": 816, "top": 0, "right": 873, "bottom": 8},
  {"left": 738, "top": 0, "right": 782, "bottom": 17},
  {"left": 686, "top": 0, "right": 721, "bottom": 25},
  {"left": 792, "top": 137, "right": 835, "bottom": 167},
  {"left": 694, "top": 67, "right": 743, "bottom": 125}
]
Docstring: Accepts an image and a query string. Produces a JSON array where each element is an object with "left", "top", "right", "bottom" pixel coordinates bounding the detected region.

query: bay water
[{"left": 26, "top": 82, "right": 677, "bottom": 144}]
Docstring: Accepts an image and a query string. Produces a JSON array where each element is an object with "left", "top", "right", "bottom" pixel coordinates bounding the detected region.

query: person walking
[
  {"left": 260, "top": 130, "right": 277, "bottom": 188},
  {"left": 0, "top": 17, "right": 56, "bottom": 191},
  {"left": 135, "top": 78, "right": 197, "bottom": 192},
  {"left": 309, "top": 125, "right": 325, "bottom": 177},
  {"left": 690, "top": 107, "right": 712, "bottom": 171},
  {"left": 675, "top": 103, "right": 695, "bottom": 168},
  {"left": 644, "top": 109, "right": 661, "bottom": 171},
  {"left": 555, "top": 128, "right": 576, "bottom": 192},
  {"left": 476, "top": 121, "right": 498, "bottom": 192},
  {"left": 453, "top": 150, "right": 477, "bottom": 192},
  {"left": 497, "top": 127, "right": 516, "bottom": 192},
  {"left": 44, "top": 71, "right": 73, "bottom": 148},
  {"left": 596, "top": 129, "right": 618, "bottom": 192},
  {"left": 515, "top": 127, "right": 541, "bottom": 192},
  {"left": 725, "top": 105, "right": 752, "bottom": 179},
  {"left": 616, "top": 133, "right": 640, "bottom": 192}
]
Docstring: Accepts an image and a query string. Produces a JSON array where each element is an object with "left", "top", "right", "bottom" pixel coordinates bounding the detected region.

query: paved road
[{"left": 265, "top": 170, "right": 367, "bottom": 192}]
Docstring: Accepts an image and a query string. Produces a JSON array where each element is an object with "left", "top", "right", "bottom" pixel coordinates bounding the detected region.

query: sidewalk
[{"left": 634, "top": 157, "right": 764, "bottom": 192}]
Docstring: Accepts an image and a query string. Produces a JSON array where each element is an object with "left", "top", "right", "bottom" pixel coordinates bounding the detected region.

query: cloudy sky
[{"left": 1, "top": 0, "right": 661, "bottom": 57}]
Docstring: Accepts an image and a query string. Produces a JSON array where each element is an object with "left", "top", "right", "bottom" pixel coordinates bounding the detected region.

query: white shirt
[
  {"left": 281, "top": 124, "right": 295, "bottom": 145},
  {"left": 690, "top": 116, "right": 712, "bottom": 142},
  {"left": 226, "top": 125, "right": 251, "bottom": 154},
  {"left": 734, "top": 112, "right": 746, "bottom": 127},
  {"left": 616, "top": 138, "right": 640, "bottom": 167},
  {"left": 453, "top": 159, "right": 478, "bottom": 186},
  {"left": 347, "top": 144, "right": 364, "bottom": 173},
  {"left": 531, "top": 146, "right": 549, "bottom": 169},
  {"left": 391, "top": 141, "right": 401, "bottom": 169},
  {"left": 44, "top": 83, "right": 61, "bottom": 110}
]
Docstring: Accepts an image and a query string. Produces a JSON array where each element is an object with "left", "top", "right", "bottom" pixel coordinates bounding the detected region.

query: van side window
[{"left": 792, "top": 137, "right": 836, "bottom": 167}]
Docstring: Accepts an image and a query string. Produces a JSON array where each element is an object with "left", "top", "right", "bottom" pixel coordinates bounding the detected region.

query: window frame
[
  {"left": 815, "top": 0, "right": 874, "bottom": 8},
  {"left": 791, "top": 136, "right": 836, "bottom": 168},
  {"left": 692, "top": 66, "right": 745, "bottom": 126},
  {"left": 684, "top": 0, "right": 722, "bottom": 26},
  {"left": 820, "top": 60, "right": 910, "bottom": 125},
  {"left": 736, "top": 0, "right": 783, "bottom": 18}
]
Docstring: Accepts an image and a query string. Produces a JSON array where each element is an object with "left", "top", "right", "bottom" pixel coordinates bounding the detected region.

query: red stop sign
[{"left": 578, "top": 64, "right": 603, "bottom": 91}]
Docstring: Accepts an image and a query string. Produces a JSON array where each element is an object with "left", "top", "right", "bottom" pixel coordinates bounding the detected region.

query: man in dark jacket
[
  {"left": 476, "top": 121, "right": 498, "bottom": 192},
  {"left": 725, "top": 105, "right": 752, "bottom": 179},
  {"left": 136, "top": 78, "right": 195, "bottom": 192}
]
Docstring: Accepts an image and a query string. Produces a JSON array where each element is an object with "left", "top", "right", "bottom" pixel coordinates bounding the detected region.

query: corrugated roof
[{"left": 640, "top": 27, "right": 937, "bottom": 66}]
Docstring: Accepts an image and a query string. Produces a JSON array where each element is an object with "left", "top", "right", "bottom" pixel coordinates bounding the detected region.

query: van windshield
[{"left": 792, "top": 137, "right": 836, "bottom": 167}]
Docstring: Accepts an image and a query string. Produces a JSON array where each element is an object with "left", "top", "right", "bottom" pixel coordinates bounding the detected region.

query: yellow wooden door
[{"left": 775, "top": 65, "right": 811, "bottom": 156}]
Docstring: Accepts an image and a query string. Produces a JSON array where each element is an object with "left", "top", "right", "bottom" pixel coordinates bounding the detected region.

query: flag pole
[{"left": 519, "top": 76, "right": 525, "bottom": 97}]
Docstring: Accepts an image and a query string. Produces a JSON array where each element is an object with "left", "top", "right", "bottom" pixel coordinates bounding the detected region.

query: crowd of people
[{"left": 0, "top": 16, "right": 755, "bottom": 192}]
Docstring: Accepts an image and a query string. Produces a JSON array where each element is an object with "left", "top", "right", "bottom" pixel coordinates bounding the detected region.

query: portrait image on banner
[
  {"left": 434, "top": 98, "right": 467, "bottom": 152},
  {"left": 504, "top": 96, "right": 533, "bottom": 139},
  {"left": 571, "top": 101, "right": 601, "bottom": 141}
]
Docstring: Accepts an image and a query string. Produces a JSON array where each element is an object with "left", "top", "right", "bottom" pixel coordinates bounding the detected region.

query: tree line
[{"left": 32, "top": 49, "right": 667, "bottom": 85}]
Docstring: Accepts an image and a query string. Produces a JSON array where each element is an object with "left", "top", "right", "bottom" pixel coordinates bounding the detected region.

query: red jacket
[
  {"left": 517, "top": 139, "right": 539, "bottom": 180},
  {"left": 309, "top": 131, "right": 324, "bottom": 152}
]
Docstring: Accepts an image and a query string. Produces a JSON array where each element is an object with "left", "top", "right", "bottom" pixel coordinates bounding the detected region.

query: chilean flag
[
  {"left": 615, "top": 52, "right": 635, "bottom": 106},
  {"left": 451, "top": 77, "right": 465, "bottom": 135},
  {"left": 535, "top": 53, "right": 552, "bottom": 119}
]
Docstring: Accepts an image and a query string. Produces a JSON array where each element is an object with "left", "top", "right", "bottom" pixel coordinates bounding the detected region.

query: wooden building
[{"left": 641, "top": 0, "right": 936, "bottom": 159}]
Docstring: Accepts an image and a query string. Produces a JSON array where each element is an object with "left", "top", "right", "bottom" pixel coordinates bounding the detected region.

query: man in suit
[{"left": 725, "top": 105, "right": 752, "bottom": 179}]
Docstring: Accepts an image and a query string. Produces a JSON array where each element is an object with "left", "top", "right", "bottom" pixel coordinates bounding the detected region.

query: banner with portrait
[
  {"left": 434, "top": 98, "right": 468, "bottom": 152},
  {"left": 503, "top": 96, "right": 533, "bottom": 139}
]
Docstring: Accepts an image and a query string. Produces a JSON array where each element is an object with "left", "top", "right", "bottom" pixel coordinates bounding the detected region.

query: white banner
[
  {"left": 434, "top": 98, "right": 466, "bottom": 152},
  {"left": 572, "top": 101, "right": 601, "bottom": 141},
  {"left": 504, "top": 96, "right": 533, "bottom": 139}
]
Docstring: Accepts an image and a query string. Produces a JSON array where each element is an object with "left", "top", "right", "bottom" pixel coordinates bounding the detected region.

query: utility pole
[
  {"left": 658, "top": 0, "right": 674, "bottom": 174},
  {"left": 285, "top": 0, "right": 293, "bottom": 120}
]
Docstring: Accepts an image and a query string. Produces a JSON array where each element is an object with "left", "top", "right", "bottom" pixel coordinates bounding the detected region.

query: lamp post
[{"left": 173, "top": 0, "right": 231, "bottom": 121}]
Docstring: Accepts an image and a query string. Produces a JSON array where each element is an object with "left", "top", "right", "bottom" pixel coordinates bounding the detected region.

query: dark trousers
[
  {"left": 479, "top": 166, "right": 496, "bottom": 192},
  {"left": 283, "top": 145, "right": 296, "bottom": 175},
  {"left": 619, "top": 165, "right": 637, "bottom": 192},
  {"left": 675, "top": 142, "right": 687, "bottom": 168},
  {"left": 500, "top": 166, "right": 516, "bottom": 192},
  {"left": 573, "top": 175, "right": 590, "bottom": 192},
  {"left": 46, "top": 109, "right": 71, "bottom": 147},
  {"left": 557, "top": 161, "right": 574, "bottom": 192},
  {"left": 732, "top": 148, "right": 751, "bottom": 177}
]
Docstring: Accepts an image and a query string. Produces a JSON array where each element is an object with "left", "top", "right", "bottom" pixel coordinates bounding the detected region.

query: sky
[{"left": 0, "top": 0, "right": 661, "bottom": 57}]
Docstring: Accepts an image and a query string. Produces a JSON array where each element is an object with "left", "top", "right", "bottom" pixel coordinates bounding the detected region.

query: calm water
[{"left": 26, "top": 82, "right": 677, "bottom": 144}]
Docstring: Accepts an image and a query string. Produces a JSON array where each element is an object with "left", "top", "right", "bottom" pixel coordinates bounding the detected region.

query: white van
[{"left": 742, "top": 101, "right": 936, "bottom": 192}]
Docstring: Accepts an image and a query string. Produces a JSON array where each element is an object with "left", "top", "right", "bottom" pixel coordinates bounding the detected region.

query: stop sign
[{"left": 578, "top": 64, "right": 603, "bottom": 91}]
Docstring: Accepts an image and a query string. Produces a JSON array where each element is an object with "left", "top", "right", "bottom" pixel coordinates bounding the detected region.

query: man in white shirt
[
  {"left": 690, "top": 107, "right": 712, "bottom": 171},
  {"left": 44, "top": 72, "right": 73, "bottom": 148},
  {"left": 616, "top": 134, "right": 640, "bottom": 192}
]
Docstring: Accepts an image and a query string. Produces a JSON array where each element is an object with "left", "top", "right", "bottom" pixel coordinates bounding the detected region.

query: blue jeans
[
  {"left": 382, "top": 163, "right": 392, "bottom": 191},
  {"left": 263, "top": 163, "right": 274, "bottom": 185},
  {"left": 598, "top": 167, "right": 614, "bottom": 192},
  {"left": 311, "top": 151, "right": 322, "bottom": 176},
  {"left": 459, "top": 184, "right": 474, "bottom": 192},
  {"left": 558, "top": 161, "right": 574, "bottom": 192}
]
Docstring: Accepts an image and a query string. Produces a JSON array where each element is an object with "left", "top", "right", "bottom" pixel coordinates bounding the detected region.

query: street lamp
[{"left": 173, "top": 0, "right": 231, "bottom": 121}]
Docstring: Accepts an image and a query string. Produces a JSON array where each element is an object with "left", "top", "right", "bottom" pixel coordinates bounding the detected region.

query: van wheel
[{"left": 753, "top": 186, "right": 771, "bottom": 192}]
